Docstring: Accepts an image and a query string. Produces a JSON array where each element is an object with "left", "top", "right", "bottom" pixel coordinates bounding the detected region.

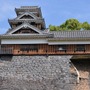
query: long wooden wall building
[{"left": 0, "top": 6, "right": 90, "bottom": 55}]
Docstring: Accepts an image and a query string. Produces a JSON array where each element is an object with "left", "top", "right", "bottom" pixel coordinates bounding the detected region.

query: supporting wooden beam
[{"left": 70, "top": 62, "right": 80, "bottom": 84}]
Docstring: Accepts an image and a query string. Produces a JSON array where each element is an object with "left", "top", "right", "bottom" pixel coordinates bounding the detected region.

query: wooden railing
[{"left": 0, "top": 48, "right": 13, "bottom": 54}]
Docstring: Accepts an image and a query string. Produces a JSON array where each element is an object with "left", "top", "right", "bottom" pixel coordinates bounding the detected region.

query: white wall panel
[
  {"left": 1, "top": 39, "right": 90, "bottom": 45},
  {"left": 48, "top": 41, "right": 90, "bottom": 45},
  {"left": 1, "top": 39, "right": 48, "bottom": 44}
]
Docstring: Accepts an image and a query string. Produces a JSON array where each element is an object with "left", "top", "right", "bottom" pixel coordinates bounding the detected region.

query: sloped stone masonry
[{"left": 0, "top": 56, "right": 72, "bottom": 90}]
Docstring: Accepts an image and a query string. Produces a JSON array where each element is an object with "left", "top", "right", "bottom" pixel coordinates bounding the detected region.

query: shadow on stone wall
[{"left": 0, "top": 55, "right": 13, "bottom": 61}]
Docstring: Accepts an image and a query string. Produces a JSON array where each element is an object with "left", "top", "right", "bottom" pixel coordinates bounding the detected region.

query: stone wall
[{"left": 0, "top": 56, "right": 72, "bottom": 90}]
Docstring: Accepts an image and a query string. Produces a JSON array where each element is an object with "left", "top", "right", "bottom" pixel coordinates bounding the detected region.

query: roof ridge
[{"left": 50, "top": 30, "right": 90, "bottom": 32}]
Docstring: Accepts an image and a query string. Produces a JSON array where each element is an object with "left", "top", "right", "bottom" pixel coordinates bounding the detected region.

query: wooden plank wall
[{"left": 1, "top": 44, "right": 90, "bottom": 55}]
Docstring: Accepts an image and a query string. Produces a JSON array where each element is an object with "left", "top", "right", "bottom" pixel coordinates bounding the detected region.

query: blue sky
[{"left": 0, "top": 0, "right": 90, "bottom": 34}]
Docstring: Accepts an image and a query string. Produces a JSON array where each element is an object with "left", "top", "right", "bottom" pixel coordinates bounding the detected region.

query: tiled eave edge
[
  {"left": 0, "top": 34, "right": 53, "bottom": 39},
  {"left": 48, "top": 37, "right": 90, "bottom": 41},
  {"left": 8, "top": 19, "right": 44, "bottom": 23},
  {"left": 1, "top": 36, "right": 90, "bottom": 41}
]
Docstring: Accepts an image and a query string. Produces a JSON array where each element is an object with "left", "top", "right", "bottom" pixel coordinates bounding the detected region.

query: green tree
[
  {"left": 59, "top": 23, "right": 67, "bottom": 30},
  {"left": 49, "top": 25, "right": 56, "bottom": 31},
  {"left": 82, "top": 22, "right": 90, "bottom": 30},
  {"left": 63, "top": 19, "right": 81, "bottom": 30},
  {"left": 49, "top": 18, "right": 90, "bottom": 31}
]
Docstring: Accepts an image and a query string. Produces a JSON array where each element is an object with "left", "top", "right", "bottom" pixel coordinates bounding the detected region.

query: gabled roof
[
  {"left": 15, "top": 12, "right": 39, "bottom": 20},
  {"left": 7, "top": 22, "right": 43, "bottom": 34}
]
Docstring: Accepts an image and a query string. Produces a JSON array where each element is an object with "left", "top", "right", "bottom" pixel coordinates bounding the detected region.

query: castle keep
[
  {"left": 0, "top": 6, "right": 90, "bottom": 90},
  {"left": 0, "top": 6, "right": 90, "bottom": 55}
]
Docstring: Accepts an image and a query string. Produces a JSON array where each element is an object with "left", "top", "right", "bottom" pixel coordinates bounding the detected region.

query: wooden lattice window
[
  {"left": 75, "top": 45, "right": 85, "bottom": 52},
  {"left": 20, "top": 45, "right": 38, "bottom": 51},
  {"left": 56, "top": 45, "right": 67, "bottom": 52}
]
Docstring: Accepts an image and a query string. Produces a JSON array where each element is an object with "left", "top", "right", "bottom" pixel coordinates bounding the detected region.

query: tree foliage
[
  {"left": 82, "top": 22, "right": 90, "bottom": 30},
  {"left": 49, "top": 19, "right": 90, "bottom": 31}
]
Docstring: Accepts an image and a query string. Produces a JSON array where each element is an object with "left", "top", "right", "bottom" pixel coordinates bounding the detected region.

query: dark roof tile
[{"left": 50, "top": 30, "right": 90, "bottom": 38}]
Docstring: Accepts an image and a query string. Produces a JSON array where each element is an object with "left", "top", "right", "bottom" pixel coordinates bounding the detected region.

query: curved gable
[{"left": 16, "top": 12, "right": 39, "bottom": 20}]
